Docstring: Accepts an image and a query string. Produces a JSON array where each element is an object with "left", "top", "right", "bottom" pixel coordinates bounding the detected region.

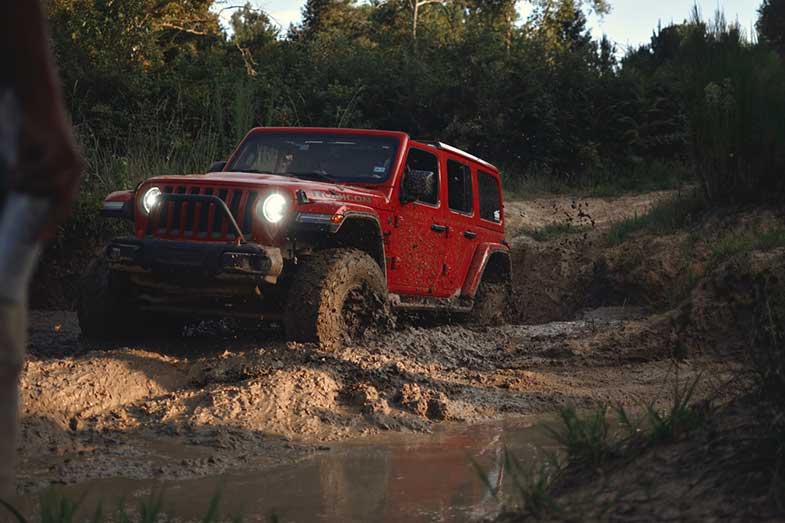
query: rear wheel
[
  {"left": 284, "top": 248, "right": 389, "bottom": 349},
  {"left": 77, "top": 257, "right": 184, "bottom": 339},
  {"left": 470, "top": 280, "right": 512, "bottom": 326}
]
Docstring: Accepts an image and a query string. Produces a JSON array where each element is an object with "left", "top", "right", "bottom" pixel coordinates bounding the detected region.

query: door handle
[
  {"left": 431, "top": 224, "right": 448, "bottom": 233},
  {"left": 463, "top": 230, "right": 478, "bottom": 239}
]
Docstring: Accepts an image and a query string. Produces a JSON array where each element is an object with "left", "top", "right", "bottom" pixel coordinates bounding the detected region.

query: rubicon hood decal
[{"left": 308, "top": 190, "right": 374, "bottom": 204}]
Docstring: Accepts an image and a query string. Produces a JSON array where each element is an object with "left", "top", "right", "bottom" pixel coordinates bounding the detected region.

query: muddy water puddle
[{"left": 15, "top": 417, "right": 555, "bottom": 522}]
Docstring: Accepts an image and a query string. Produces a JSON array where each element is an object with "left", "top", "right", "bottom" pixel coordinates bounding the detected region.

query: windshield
[{"left": 226, "top": 132, "right": 401, "bottom": 183}]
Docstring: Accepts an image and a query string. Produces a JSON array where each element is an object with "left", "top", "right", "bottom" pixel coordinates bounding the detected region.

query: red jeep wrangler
[{"left": 79, "top": 127, "right": 511, "bottom": 345}]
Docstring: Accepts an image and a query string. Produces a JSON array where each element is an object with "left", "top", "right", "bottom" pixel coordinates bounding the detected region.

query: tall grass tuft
[
  {"left": 639, "top": 375, "right": 707, "bottom": 445},
  {"left": 502, "top": 450, "right": 560, "bottom": 519},
  {"left": 0, "top": 490, "right": 253, "bottom": 523},
  {"left": 473, "top": 449, "right": 560, "bottom": 519},
  {"left": 546, "top": 405, "right": 614, "bottom": 469}
]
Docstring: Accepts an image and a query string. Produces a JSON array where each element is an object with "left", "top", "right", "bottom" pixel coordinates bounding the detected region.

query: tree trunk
[{"left": 413, "top": 1, "right": 419, "bottom": 41}]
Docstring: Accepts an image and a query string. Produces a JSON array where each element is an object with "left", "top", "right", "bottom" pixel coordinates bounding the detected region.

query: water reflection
[{"left": 17, "top": 418, "right": 552, "bottom": 522}]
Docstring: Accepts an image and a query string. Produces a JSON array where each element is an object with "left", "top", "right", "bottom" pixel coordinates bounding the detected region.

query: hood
[{"left": 143, "top": 171, "right": 390, "bottom": 208}]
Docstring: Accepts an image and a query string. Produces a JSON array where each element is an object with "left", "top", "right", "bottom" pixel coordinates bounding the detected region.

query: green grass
[
  {"left": 547, "top": 376, "right": 706, "bottom": 468},
  {"left": 546, "top": 405, "right": 614, "bottom": 468},
  {"left": 523, "top": 223, "right": 592, "bottom": 242},
  {"left": 604, "top": 375, "right": 708, "bottom": 450},
  {"left": 502, "top": 160, "right": 690, "bottom": 201},
  {"left": 0, "top": 490, "right": 270, "bottom": 523},
  {"left": 606, "top": 194, "right": 707, "bottom": 246},
  {"left": 473, "top": 449, "right": 560, "bottom": 519},
  {"left": 502, "top": 451, "right": 560, "bottom": 519},
  {"left": 474, "top": 379, "right": 709, "bottom": 518},
  {"left": 635, "top": 375, "right": 708, "bottom": 446},
  {"left": 710, "top": 226, "right": 785, "bottom": 265}
]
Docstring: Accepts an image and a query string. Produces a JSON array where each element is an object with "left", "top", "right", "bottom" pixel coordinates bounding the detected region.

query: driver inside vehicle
[{"left": 227, "top": 132, "right": 399, "bottom": 183}]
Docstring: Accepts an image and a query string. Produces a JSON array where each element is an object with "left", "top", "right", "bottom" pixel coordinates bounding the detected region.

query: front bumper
[{"left": 106, "top": 237, "right": 284, "bottom": 283}]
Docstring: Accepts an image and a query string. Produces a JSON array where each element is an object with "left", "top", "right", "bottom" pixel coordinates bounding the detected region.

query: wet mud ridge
[{"left": 18, "top": 305, "right": 729, "bottom": 493}]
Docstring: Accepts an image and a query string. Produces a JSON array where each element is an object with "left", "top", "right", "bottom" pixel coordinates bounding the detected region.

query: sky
[{"left": 224, "top": 0, "right": 762, "bottom": 49}]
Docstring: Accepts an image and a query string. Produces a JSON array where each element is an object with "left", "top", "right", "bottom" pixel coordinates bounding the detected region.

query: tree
[
  {"left": 411, "top": 0, "right": 447, "bottom": 40},
  {"left": 758, "top": 0, "right": 785, "bottom": 58},
  {"left": 530, "top": 0, "right": 610, "bottom": 17},
  {"left": 532, "top": 0, "right": 593, "bottom": 54},
  {"left": 231, "top": 4, "right": 279, "bottom": 47},
  {"left": 230, "top": 3, "right": 279, "bottom": 76},
  {"left": 295, "top": 0, "right": 368, "bottom": 40}
]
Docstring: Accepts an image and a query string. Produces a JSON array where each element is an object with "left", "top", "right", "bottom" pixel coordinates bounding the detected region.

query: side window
[
  {"left": 478, "top": 170, "right": 502, "bottom": 223},
  {"left": 404, "top": 147, "right": 439, "bottom": 205},
  {"left": 447, "top": 160, "right": 473, "bottom": 214}
]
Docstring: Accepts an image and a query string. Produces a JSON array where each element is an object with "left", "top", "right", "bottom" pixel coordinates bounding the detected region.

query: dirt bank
[
  {"left": 18, "top": 189, "right": 740, "bottom": 497},
  {"left": 489, "top": 205, "right": 785, "bottom": 521}
]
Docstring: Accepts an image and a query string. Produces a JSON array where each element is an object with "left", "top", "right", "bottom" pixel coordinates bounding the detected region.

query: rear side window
[
  {"left": 404, "top": 147, "right": 439, "bottom": 205},
  {"left": 447, "top": 160, "right": 473, "bottom": 214},
  {"left": 478, "top": 170, "right": 502, "bottom": 223}
]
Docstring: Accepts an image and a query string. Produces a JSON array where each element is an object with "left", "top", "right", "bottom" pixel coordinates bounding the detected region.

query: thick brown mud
[{"left": 16, "top": 305, "right": 730, "bottom": 497}]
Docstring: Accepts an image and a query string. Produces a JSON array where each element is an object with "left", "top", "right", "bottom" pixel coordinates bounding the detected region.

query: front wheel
[{"left": 284, "top": 248, "right": 390, "bottom": 349}]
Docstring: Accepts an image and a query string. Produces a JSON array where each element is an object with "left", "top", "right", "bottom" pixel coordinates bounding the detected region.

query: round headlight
[
  {"left": 141, "top": 187, "right": 161, "bottom": 215},
  {"left": 260, "top": 193, "right": 287, "bottom": 223}
]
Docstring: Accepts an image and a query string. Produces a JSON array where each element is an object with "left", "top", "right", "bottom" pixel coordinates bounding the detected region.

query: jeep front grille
[{"left": 146, "top": 185, "right": 259, "bottom": 240}]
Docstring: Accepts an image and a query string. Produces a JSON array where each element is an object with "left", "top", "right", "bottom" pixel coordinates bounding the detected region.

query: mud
[
  {"left": 503, "top": 191, "right": 678, "bottom": 325},
  {"left": 15, "top": 418, "right": 555, "bottom": 522},
  {"left": 16, "top": 308, "right": 730, "bottom": 496},
  {"left": 504, "top": 190, "right": 676, "bottom": 234},
  {"left": 15, "top": 189, "right": 740, "bottom": 504}
]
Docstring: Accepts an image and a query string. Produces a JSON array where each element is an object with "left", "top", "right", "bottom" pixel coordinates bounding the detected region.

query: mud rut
[{"left": 16, "top": 191, "right": 734, "bottom": 495}]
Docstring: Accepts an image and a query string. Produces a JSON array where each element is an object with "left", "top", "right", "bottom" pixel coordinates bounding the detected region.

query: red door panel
[
  {"left": 438, "top": 157, "right": 479, "bottom": 296},
  {"left": 386, "top": 146, "right": 447, "bottom": 297}
]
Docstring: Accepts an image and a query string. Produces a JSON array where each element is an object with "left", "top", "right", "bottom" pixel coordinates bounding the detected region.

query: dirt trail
[
  {"left": 17, "top": 189, "right": 731, "bottom": 495},
  {"left": 504, "top": 190, "right": 676, "bottom": 236}
]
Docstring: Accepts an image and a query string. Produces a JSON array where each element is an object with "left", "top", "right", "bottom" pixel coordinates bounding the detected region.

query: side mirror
[
  {"left": 208, "top": 160, "right": 227, "bottom": 173},
  {"left": 401, "top": 169, "right": 435, "bottom": 203}
]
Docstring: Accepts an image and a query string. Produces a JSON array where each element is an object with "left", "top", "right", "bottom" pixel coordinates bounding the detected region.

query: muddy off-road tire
[
  {"left": 77, "top": 257, "right": 183, "bottom": 339},
  {"left": 471, "top": 280, "right": 512, "bottom": 326},
  {"left": 285, "top": 248, "right": 389, "bottom": 348}
]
